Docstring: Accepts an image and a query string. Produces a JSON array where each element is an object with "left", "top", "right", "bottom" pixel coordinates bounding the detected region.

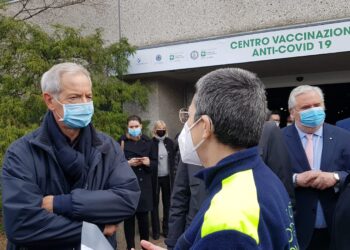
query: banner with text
[{"left": 127, "top": 20, "right": 350, "bottom": 74}]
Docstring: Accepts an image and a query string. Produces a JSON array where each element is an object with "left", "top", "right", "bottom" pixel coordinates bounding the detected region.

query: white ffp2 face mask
[{"left": 178, "top": 119, "right": 205, "bottom": 166}]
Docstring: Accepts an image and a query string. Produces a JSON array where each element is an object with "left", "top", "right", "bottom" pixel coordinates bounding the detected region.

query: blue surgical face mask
[
  {"left": 128, "top": 127, "right": 142, "bottom": 137},
  {"left": 299, "top": 107, "right": 325, "bottom": 128},
  {"left": 56, "top": 99, "right": 94, "bottom": 129}
]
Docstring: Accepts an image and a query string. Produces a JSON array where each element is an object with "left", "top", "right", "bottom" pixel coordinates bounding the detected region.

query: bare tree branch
[
  {"left": 12, "top": 0, "right": 29, "bottom": 19},
  {"left": 10, "top": 0, "right": 91, "bottom": 20}
]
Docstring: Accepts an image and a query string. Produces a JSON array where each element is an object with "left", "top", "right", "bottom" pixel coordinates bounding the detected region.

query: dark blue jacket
[
  {"left": 331, "top": 176, "right": 350, "bottom": 250},
  {"left": 2, "top": 123, "right": 140, "bottom": 250},
  {"left": 336, "top": 117, "right": 350, "bottom": 132},
  {"left": 165, "top": 161, "right": 207, "bottom": 250},
  {"left": 282, "top": 123, "right": 350, "bottom": 249},
  {"left": 175, "top": 147, "right": 298, "bottom": 250}
]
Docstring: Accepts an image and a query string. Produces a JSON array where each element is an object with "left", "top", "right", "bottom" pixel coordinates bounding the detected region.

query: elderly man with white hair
[
  {"left": 2, "top": 62, "right": 140, "bottom": 250},
  {"left": 282, "top": 85, "right": 350, "bottom": 250}
]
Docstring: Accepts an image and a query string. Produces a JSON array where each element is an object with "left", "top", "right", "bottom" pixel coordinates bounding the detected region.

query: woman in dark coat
[
  {"left": 150, "top": 120, "right": 175, "bottom": 239},
  {"left": 119, "top": 115, "right": 155, "bottom": 250}
]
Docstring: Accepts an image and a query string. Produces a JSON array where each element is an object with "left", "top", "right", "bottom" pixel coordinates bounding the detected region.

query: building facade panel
[{"left": 120, "top": 0, "right": 350, "bottom": 47}]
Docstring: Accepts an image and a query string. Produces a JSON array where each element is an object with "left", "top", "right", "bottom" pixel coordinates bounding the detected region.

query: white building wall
[
  {"left": 120, "top": 0, "right": 350, "bottom": 47},
  {"left": 4, "top": 0, "right": 350, "bottom": 47}
]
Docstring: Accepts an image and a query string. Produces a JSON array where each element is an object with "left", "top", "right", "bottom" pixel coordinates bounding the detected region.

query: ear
[
  {"left": 201, "top": 115, "right": 214, "bottom": 139},
  {"left": 289, "top": 109, "right": 295, "bottom": 119},
  {"left": 43, "top": 93, "right": 55, "bottom": 111}
]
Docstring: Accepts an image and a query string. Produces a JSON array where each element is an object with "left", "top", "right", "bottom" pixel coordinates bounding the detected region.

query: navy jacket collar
[
  {"left": 30, "top": 112, "right": 106, "bottom": 153},
  {"left": 195, "top": 146, "right": 260, "bottom": 192}
]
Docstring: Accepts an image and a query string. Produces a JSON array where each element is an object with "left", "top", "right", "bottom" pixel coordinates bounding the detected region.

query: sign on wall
[{"left": 127, "top": 20, "right": 350, "bottom": 75}]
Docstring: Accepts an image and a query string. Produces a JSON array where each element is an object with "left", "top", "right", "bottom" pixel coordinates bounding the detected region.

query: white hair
[
  {"left": 288, "top": 85, "right": 324, "bottom": 110},
  {"left": 40, "top": 62, "right": 91, "bottom": 96}
]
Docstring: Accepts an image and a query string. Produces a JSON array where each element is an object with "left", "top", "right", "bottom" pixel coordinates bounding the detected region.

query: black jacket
[
  {"left": 2, "top": 119, "right": 140, "bottom": 250},
  {"left": 119, "top": 134, "right": 156, "bottom": 212},
  {"left": 259, "top": 121, "right": 295, "bottom": 206},
  {"left": 331, "top": 177, "right": 350, "bottom": 250},
  {"left": 165, "top": 161, "right": 207, "bottom": 249},
  {"left": 150, "top": 137, "right": 176, "bottom": 191}
]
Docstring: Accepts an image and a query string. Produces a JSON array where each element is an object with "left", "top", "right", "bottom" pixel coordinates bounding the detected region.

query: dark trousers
[
  {"left": 307, "top": 228, "right": 330, "bottom": 250},
  {"left": 151, "top": 176, "right": 171, "bottom": 237},
  {"left": 124, "top": 211, "right": 149, "bottom": 250}
]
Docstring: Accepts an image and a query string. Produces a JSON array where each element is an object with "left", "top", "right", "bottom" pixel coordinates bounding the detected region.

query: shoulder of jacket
[
  {"left": 141, "top": 134, "right": 151, "bottom": 141},
  {"left": 201, "top": 169, "right": 260, "bottom": 244}
]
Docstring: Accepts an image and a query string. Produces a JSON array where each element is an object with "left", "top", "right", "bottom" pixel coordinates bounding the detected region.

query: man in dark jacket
[
  {"left": 282, "top": 85, "right": 350, "bottom": 250},
  {"left": 2, "top": 62, "right": 140, "bottom": 250},
  {"left": 165, "top": 121, "right": 294, "bottom": 250},
  {"left": 142, "top": 68, "right": 298, "bottom": 250},
  {"left": 259, "top": 121, "right": 295, "bottom": 206},
  {"left": 331, "top": 176, "right": 350, "bottom": 250},
  {"left": 164, "top": 161, "right": 206, "bottom": 250}
]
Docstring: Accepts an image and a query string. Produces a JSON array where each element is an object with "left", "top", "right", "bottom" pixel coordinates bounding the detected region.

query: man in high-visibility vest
[{"left": 141, "top": 68, "right": 299, "bottom": 250}]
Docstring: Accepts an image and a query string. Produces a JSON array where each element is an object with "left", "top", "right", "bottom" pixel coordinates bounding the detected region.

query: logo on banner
[
  {"left": 156, "top": 54, "right": 162, "bottom": 61},
  {"left": 190, "top": 50, "right": 199, "bottom": 60}
]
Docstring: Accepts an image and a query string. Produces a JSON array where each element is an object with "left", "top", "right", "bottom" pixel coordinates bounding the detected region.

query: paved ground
[
  {"left": 117, "top": 222, "right": 167, "bottom": 250},
  {"left": 0, "top": 230, "right": 167, "bottom": 250}
]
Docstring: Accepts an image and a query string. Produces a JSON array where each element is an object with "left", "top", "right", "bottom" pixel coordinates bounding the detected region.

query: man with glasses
[
  {"left": 165, "top": 109, "right": 207, "bottom": 250},
  {"left": 179, "top": 108, "right": 190, "bottom": 124},
  {"left": 2, "top": 62, "right": 140, "bottom": 250}
]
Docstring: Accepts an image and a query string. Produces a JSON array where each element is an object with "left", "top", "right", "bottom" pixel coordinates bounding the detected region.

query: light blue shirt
[{"left": 295, "top": 125, "right": 327, "bottom": 228}]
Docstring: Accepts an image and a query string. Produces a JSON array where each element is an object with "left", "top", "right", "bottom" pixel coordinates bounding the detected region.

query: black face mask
[{"left": 156, "top": 130, "right": 166, "bottom": 137}]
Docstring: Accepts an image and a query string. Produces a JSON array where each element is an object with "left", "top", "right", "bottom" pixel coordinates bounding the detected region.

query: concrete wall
[
  {"left": 124, "top": 78, "right": 190, "bottom": 138},
  {"left": 120, "top": 0, "right": 350, "bottom": 47},
  {"left": 5, "top": 1, "right": 350, "bottom": 47}
]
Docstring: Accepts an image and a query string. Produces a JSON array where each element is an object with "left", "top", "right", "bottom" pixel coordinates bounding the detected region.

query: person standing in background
[
  {"left": 335, "top": 117, "right": 350, "bottom": 132},
  {"left": 119, "top": 115, "right": 156, "bottom": 250},
  {"left": 268, "top": 110, "right": 281, "bottom": 127},
  {"left": 286, "top": 115, "right": 294, "bottom": 126},
  {"left": 283, "top": 85, "right": 350, "bottom": 250},
  {"left": 150, "top": 121, "right": 175, "bottom": 240}
]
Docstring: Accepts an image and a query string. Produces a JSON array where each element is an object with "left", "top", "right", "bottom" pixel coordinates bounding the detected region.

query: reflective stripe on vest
[{"left": 201, "top": 169, "right": 260, "bottom": 244}]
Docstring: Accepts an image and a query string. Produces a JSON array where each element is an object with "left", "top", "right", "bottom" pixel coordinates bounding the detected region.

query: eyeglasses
[{"left": 179, "top": 108, "right": 189, "bottom": 124}]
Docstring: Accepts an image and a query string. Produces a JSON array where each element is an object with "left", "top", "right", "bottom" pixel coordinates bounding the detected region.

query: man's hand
[
  {"left": 41, "top": 195, "right": 54, "bottom": 213},
  {"left": 140, "top": 240, "right": 166, "bottom": 250},
  {"left": 141, "top": 157, "right": 150, "bottom": 166},
  {"left": 103, "top": 224, "right": 118, "bottom": 236},
  {"left": 296, "top": 171, "right": 318, "bottom": 187},
  {"left": 310, "top": 171, "right": 337, "bottom": 190}
]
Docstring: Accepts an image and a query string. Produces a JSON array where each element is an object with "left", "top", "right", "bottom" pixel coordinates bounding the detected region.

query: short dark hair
[
  {"left": 270, "top": 110, "right": 280, "bottom": 116},
  {"left": 127, "top": 115, "right": 142, "bottom": 125},
  {"left": 194, "top": 68, "right": 267, "bottom": 148}
]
